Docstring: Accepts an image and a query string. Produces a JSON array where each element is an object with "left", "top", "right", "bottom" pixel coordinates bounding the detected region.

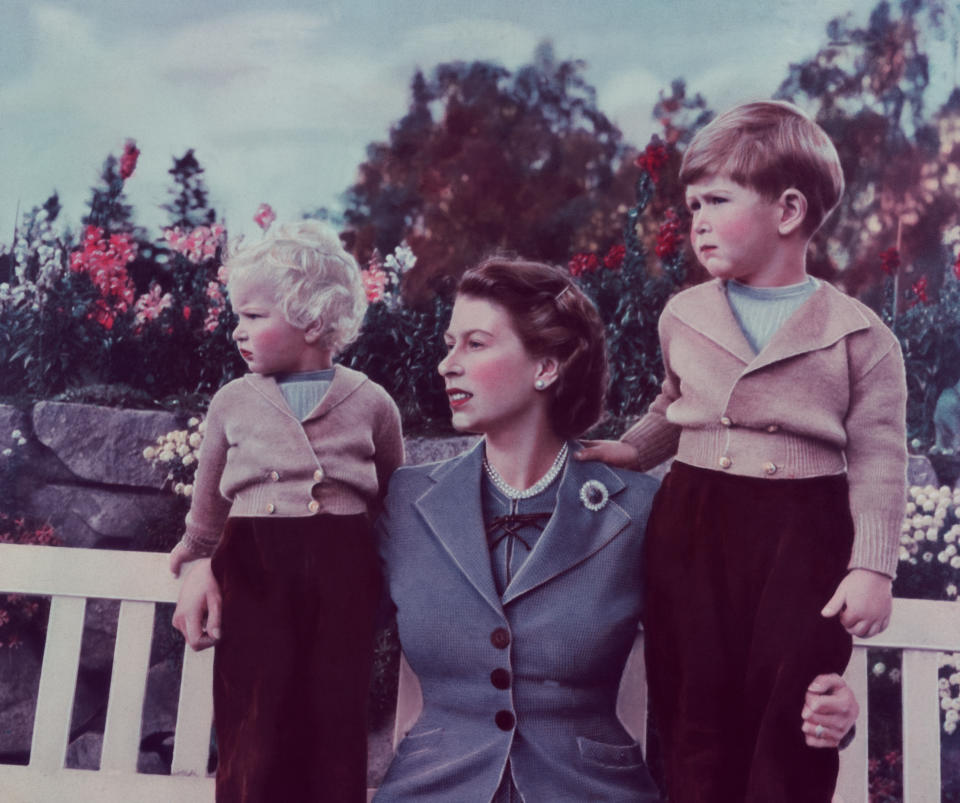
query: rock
[
  {"left": 25, "top": 484, "right": 182, "bottom": 549},
  {"left": 140, "top": 659, "right": 180, "bottom": 739},
  {"left": 65, "top": 731, "right": 102, "bottom": 770},
  {"left": 404, "top": 436, "right": 478, "bottom": 466},
  {"left": 80, "top": 599, "right": 120, "bottom": 674},
  {"left": 32, "top": 403, "right": 178, "bottom": 489},
  {"left": 907, "top": 454, "right": 940, "bottom": 488},
  {"left": 0, "top": 641, "right": 43, "bottom": 755}
]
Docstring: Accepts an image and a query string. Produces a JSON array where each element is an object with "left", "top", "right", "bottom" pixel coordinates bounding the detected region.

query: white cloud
[
  {"left": 397, "top": 19, "right": 540, "bottom": 71},
  {"left": 598, "top": 67, "right": 666, "bottom": 148}
]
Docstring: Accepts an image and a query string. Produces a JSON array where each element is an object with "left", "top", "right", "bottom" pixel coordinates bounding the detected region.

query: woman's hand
[
  {"left": 171, "top": 558, "right": 222, "bottom": 651},
  {"left": 801, "top": 674, "right": 859, "bottom": 748}
]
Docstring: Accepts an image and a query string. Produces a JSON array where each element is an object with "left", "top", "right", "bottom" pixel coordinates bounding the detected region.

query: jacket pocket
[
  {"left": 576, "top": 735, "right": 645, "bottom": 769},
  {"left": 397, "top": 726, "right": 443, "bottom": 757}
]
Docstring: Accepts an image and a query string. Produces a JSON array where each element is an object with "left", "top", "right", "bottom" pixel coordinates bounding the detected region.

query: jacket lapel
[
  {"left": 743, "top": 282, "right": 871, "bottom": 375},
  {"left": 300, "top": 365, "right": 367, "bottom": 422},
  {"left": 669, "top": 279, "right": 756, "bottom": 365},
  {"left": 501, "top": 449, "right": 631, "bottom": 606},
  {"left": 414, "top": 442, "right": 504, "bottom": 616},
  {"left": 243, "top": 374, "right": 297, "bottom": 417}
]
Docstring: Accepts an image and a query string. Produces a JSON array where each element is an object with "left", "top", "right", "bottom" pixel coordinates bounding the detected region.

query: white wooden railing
[{"left": 0, "top": 543, "right": 957, "bottom": 802}]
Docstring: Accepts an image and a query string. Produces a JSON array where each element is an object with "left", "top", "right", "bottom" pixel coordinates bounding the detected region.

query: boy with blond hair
[{"left": 579, "top": 100, "right": 907, "bottom": 801}]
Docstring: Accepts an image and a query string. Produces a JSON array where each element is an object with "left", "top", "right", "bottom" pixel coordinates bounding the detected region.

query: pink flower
[
  {"left": 568, "top": 253, "right": 599, "bottom": 277},
  {"left": 655, "top": 209, "right": 684, "bottom": 259},
  {"left": 361, "top": 265, "right": 388, "bottom": 303},
  {"left": 70, "top": 226, "right": 138, "bottom": 328},
  {"left": 119, "top": 139, "right": 140, "bottom": 180},
  {"left": 253, "top": 203, "right": 276, "bottom": 231},
  {"left": 133, "top": 282, "right": 173, "bottom": 331},
  {"left": 953, "top": 255, "right": 960, "bottom": 281}
]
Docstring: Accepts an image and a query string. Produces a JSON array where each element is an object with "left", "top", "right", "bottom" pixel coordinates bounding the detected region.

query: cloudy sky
[{"left": 1, "top": 0, "right": 955, "bottom": 240}]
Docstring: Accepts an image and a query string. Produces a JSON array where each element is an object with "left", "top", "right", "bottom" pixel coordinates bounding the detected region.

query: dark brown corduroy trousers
[
  {"left": 643, "top": 462, "right": 854, "bottom": 803},
  {"left": 210, "top": 514, "right": 380, "bottom": 803}
]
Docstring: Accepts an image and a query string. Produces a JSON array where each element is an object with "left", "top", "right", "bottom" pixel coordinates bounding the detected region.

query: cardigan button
[
  {"left": 490, "top": 628, "right": 510, "bottom": 649},
  {"left": 490, "top": 668, "right": 511, "bottom": 690},
  {"left": 766, "top": 424, "right": 780, "bottom": 433},
  {"left": 495, "top": 710, "right": 515, "bottom": 731},
  {"left": 718, "top": 456, "right": 732, "bottom": 469},
  {"left": 268, "top": 470, "right": 280, "bottom": 482},
  {"left": 265, "top": 503, "right": 276, "bottom": 514},
  {"left": 307, "top": 500, "right": 320, "bottom": 513},
  {"left": 313, "top": 467, "right": 325, "bottom": 482},
  {"left": 720, "top": 416, "right": 732, "bottom": 427},
  {"left": 763, "top": 462, "right": 778, "bottom": 475}
]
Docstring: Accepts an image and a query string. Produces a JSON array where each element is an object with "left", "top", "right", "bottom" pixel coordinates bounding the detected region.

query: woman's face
[{"left": 438, "top": 295, "right": 549, "bottom": 436}]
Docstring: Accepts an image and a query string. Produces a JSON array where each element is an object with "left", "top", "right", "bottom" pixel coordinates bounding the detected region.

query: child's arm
[
  {"left": 170, "top": 392, "right": 232, "bottom": 574},
  {"left": 821, "top": 568, "right": 892, "bottom": 638},
  {"left": 836, "top": 331, "right": 907, "bottom": 637},
  {"left": 372, "top": 393, "right": 405, "bottom": 500},
  {"left": 577, "top": 308, "right": 682, "bottom": 470}
]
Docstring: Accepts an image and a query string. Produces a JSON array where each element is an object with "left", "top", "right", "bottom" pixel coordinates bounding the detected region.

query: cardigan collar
[
  {"left": 242, "top": 364, "right": 368, "bottom": 422},
  {"left": 413, "top": 440, "right": 633, "bottom": 615},
  {"left": 669, "top": 278, "right": 873, "bottom": 374}
]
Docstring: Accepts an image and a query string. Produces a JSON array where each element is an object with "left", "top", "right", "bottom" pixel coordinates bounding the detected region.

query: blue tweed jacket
[{"left": 375, "top": 441, "right": 661, "bottom": 802}]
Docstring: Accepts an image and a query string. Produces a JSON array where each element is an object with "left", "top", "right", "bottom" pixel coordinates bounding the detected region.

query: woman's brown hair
[{"left": 457, "top": 256, "right": 608, "bottom": 438}]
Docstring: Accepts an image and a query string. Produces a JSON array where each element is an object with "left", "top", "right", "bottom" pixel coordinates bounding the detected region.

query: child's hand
[
  {"left": 574, "top": 439, "right": 640, "bottom": 469},
  {"left": 172, "top": 558, "right": 221, "bottom": 651},
  {"left": 169, "top": 541, "right": 199, "bottom": 577},
  {"left": 801, "top": 673, "right": 858, "bottom": 748},
  {"left": 821, "top": 568, "right": 893, "bottom": 638}
]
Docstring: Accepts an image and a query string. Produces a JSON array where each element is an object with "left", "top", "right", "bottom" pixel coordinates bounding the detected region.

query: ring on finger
[{"left": 814, "top": 723, "right": 825, "bottom": 738}]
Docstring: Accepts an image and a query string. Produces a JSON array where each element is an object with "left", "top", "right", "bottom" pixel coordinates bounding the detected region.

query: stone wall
[{"left": 0, "top": 400, "right": 476, "bottom": 773}]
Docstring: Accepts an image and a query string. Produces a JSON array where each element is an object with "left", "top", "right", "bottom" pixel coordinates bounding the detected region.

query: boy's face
[
  {"left": 229, "top": 275, "right": 328, "bottom": 375},
  {"left": 685, "top": 174, "right": 786, "bottom": 287}
]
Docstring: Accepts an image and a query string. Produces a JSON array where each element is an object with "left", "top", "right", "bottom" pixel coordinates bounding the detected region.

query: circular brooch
[{"left": 579, "top": 479, "right": 609, "bottom": 511}]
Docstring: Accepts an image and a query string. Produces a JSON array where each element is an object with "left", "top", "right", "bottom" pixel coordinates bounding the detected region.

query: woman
[{"left": 173, "top": 257, "right": 859, "bottom": 800}]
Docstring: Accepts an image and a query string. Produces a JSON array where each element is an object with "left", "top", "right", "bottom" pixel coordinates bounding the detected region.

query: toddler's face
[
  {"left": 229, "top": 276, "right": 321, "bottom": 375},
  {"left": 685, "top": 174, "right": 784, "bottom": 287}
]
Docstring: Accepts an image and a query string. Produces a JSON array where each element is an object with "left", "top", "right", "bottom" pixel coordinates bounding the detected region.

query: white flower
[
  {"left": 872, "top": 662, "right": 886, "bottom": 676},
  {"left": 923, "top": 551, "right": 935, "bottom": 562},
  {"left": 889, "top": 668, "right": 901, "bottom": 682},
  {"left": 905, "top": 502, "right": 916, "bottom": 515},
  {"left": 947, "top": 721, "right": 957, "bottom": 735},
  {"left": 182, "top": 484, "right": 193, "bottom": 498},
  {"left": 923, "top": 500, "right": 935, "bottom": 512},
  {"left": 177, "top": 444, "right": 190, "bottom": 457},
  {"left": 948, "top": 584, "right": 958, "bottom": 597},
  {"left": 182, "top": 454, "right": 195, "bottom": 466},
  {"left": 10, "top": 429, "right": 21, "bottom": 439},
  {"left": 189, "top": 432, "right": 203, "bottom": 448},
  {"left": 927, "top": 527, "right": 939, "bottom": 541},
  {"left": 1, "top": 448, "right": 12, "bottom": 457},
  {"left": 188, "top": 417, "right": 199, "bottom": 427},
  {"left": 142, "top": 446, "right": 156, "bottom": 460},
  {"left": 952, "top": 556, "right": 960, "bottom": 569}
]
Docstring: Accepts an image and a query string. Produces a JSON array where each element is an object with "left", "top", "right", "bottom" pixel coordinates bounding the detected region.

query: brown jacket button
[
  {"left": 495, "top": 710, "right": 515, "bottom": 731},
  {"left": 490, "top": 628, "right": 510, "bottom": 649},
  {"left": 490, "top": 668, "right": 511, "bottom": 689}
]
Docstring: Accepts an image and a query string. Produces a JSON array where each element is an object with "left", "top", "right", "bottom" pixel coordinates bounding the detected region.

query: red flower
[
  {"left": 910, "top": 276, "right": 929, "bottom": 305},
  {"left": 603, "top": 244, "right": 626, "bottom": 270},
  {"left": 183, "top": 306, "right": 192, "bottom": 320},
  {"left": 253, "top": 203, "right": 276, "bottom": 231},
  {"left": 655, "top": 209, "right": 684, "bottom": 259},
  {"left": 119, "top": 139, "right": 140, "bottom": 180},
  {"left": 953, "top": 254, "right": 960, "bottom": 281},
  {"left": 568, "top": 253, "right": 599, "bottom": 278},
  {"left": 635, "top": 141, "right": 670, "bottom": 184},
  {"left": 879, "top": 247, "right": 900, "bottom": 276}
]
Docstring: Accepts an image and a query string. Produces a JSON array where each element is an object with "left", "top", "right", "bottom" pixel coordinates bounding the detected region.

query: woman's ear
[
  {"left": 777, "top": 188, "right": 808, "bottom": 236},
  {"left": 303, "top": 319, "right": 324, "bottom": 345},
  {"left": 534, "top": 356, "right": 560, "bottom": 390}
]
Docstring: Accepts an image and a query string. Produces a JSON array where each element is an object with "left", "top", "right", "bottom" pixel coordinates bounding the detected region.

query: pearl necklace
[{"left": 483, "top": 443, "right": 569, "bottom": 500}]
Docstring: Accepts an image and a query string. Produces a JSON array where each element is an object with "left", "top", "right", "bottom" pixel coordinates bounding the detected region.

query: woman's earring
[{"left": 535, "top": 379, "right": 546, "bottom": 390}]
